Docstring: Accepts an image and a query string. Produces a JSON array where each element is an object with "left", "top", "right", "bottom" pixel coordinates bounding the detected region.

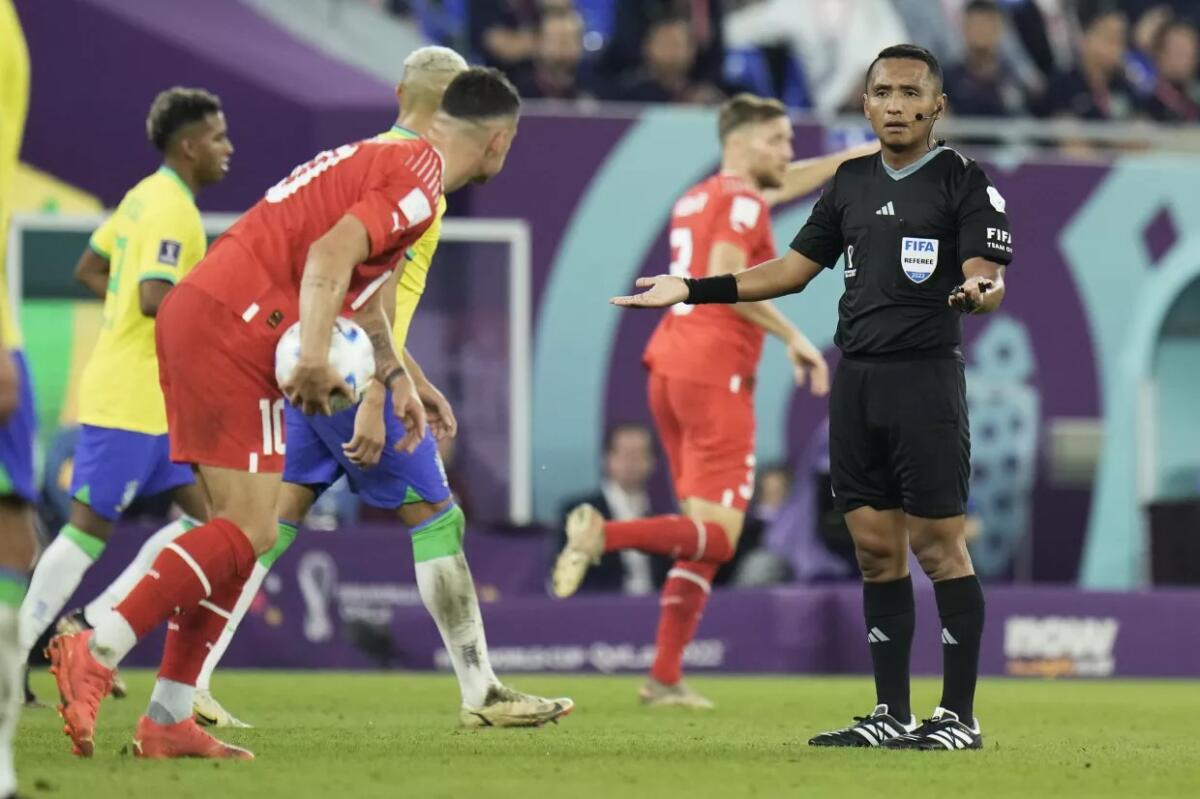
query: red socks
[
  {"left": 603, "top": 516, "right": 732, "bottom": 563},
  {"left": 159, "top": 575, "right": 244, "bottom": 685},
  {"left": 650, "top": 561, "right": 719, "bottom": 685},
  {"left": 115, "top": 518, "right": 256, "bottom": 639}
]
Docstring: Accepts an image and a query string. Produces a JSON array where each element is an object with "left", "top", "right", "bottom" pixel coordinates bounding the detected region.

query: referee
[{"left": 613, "top": 44, "right": 1012, "bottom": 751}]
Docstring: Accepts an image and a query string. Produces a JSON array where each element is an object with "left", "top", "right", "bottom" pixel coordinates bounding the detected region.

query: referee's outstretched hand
[
  {"left": 787, "top": 337, "right": 830, "bottom": 397},
  {"left": 611, "top": 275, "right": 688, "bottom": 309},
  {"left": 948, "top": 277, "right": 994, "bottom": 314}
]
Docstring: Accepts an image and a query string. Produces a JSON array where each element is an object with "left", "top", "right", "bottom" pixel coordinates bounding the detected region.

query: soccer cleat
[
  {"left": 193, "top": 689, "right": 253, "bottom": 729},
  {"left": 808, "top": 704, "right": 918, "bottom": 747},
  {"left": 55, "top": 609, "right": 128, "bottom": 699},
  {"left": 881, "top": 707, "right": 983, "bottom": 751},
  {"left": 638, "top": 678, "right": 715, "bottom": 709},
  {"left": 459, "top": 684, "right": 574, "bottom": 728},
  {"left": 551, "top": 503, "right": 606, "bottom": 598},
  {"left": 132, "top": 715, "right": 254, "bottom": 760},
  {"left": 46, "top": 631, "right": 115, "bottom": 758}
]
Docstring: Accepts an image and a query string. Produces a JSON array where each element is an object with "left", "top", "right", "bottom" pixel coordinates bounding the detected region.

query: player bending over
[
  {"left": 47, "top": 67, "right": 524, "bottom": 760},
  {"left": 190, "top": 46, "right": 570, "bottom": 730},
  {"left": 553, "top": 94, "right": 875, "bottom": 708}
]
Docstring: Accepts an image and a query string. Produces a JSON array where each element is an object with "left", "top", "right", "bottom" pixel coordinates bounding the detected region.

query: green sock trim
[
  {"left": 62, "top": 523, "right": 106, "bottom": 561},
  {"left": 0, "top": 575, "right": 26, "bottom": 608},
  {"left": 259, "top": 521, "right": 298, "bottom": 568},
  {"left": 411, "top": 505, "right": 465, "bottom": 563},
  {"left": 180, "top": 515, "right": 200, "bottom": 531}
]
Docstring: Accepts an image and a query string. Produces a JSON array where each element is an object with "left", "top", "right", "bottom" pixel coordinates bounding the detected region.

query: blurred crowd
[{"left": 373, "top": 0, "right": 1200, "bottom": 124}]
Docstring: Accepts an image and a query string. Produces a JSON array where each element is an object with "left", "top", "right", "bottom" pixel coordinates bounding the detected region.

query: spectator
[
  {"left": 555, "top": 424, "right": 670, "bottom": 595},
  {"left": 606, "top": 13, "right": 723, "bottom": 104},
  {"left": 1125, "top": 4, "right": 1174, "bottom": 93},
  {"left": 600, "top": 0, "right": 726, "bottom": 90},
  {"left": 1037, "top": 5, "right": 1144, "bottom": 120},
  {"left": 511, "top": 6, "right": 591, "bottom": 99},
  {"left": 468, "top": 0, "right": 540, "bottom": 73},
  {"left": 1145, "top": 19, "right": 1200, "bottom": 121},
  {"left": 943, "top": 0, "right": 1028, "bottom": 117},
  {"left": 724, "top": 0, "right": 908, "bottom": 114}
]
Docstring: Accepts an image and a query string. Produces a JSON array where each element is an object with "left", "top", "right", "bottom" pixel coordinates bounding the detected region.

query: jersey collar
[
  {"left": 381, "top": 124, "right": 421, "bottom": 141},
  {"left": 157, "top": 165, "right": 194, "bottom": 202},
  {"left": 881, "top": 146, "right": 945, "bottom": 181}
]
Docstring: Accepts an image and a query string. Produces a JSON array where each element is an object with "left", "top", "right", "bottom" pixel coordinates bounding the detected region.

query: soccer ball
[{"left": 274, "top": 318, "right": 376, "bottom": 412}]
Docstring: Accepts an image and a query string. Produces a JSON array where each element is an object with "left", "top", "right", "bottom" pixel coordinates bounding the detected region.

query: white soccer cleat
[
  {"left": 459, "top": 684, "right": 575, "bottom": 728},
  {"left": 638, "top": 678, "right": 715, "bottom": 709},
  {"left": 551, "top": 503, "right": 606, "bottom": 598},
  {"left": 193, "top": 689, "right": 253, "bottom": 729}
]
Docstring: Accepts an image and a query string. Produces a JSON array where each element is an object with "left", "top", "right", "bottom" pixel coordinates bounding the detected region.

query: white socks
[
  {"left": 0, "top": 607, "right": 22, "bottom": 798},
  {"left": 88, "top": 611, "right": 137, "bottom": 671},
  {"left": 196, "top": 560, "right": 269, "bottom": 692},
  {"left": 415, "top": 553, "right": 498, "bottom": 708},
  {"left": 18, "top": 528, "right": 100, "bottom": 658},
  {"left": 147, "top": 678, "right": 194, "bottom": 725},
  {"left": 84, "top": 516, "right": 194, "bottom": 629}
]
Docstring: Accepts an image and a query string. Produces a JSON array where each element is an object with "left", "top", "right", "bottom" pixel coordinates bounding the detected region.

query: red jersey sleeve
[
  {"left": 709, "top": 190, "right": 769, "bottom": 259},
  {"left": 346, "top": 145, "right": 441, "bottom": 261}
]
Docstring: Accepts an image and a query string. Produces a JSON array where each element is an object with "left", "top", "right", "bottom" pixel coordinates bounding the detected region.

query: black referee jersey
[
  {"left": 790, "top": 147, "right": 1014, "bottom": 518},
  {"left": 791, "top": 146, "right": 1013, "bottom": 357}
]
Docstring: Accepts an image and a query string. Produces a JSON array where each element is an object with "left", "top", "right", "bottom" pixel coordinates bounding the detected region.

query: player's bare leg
[
  {"left": 50, "top": 465, "right": 274, "bottom": 758},
  {"left": 0, "top": 497, "right": 36, "bottom": 797},
  {"left": 882, "top": 514, "right": 984, "bottom": 750}
]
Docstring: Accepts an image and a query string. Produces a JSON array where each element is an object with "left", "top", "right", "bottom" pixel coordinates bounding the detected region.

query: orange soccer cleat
[
  {"left": 46, "top": 631, "right": 115, "bottom": 758},
  {"left": 132, "top": 715, "right": 255, "bottom": 760}
]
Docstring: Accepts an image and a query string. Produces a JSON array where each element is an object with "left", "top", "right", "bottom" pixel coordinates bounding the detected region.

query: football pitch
[{"left": 20, "top": 670, "right": 1200, "bottom": 799}]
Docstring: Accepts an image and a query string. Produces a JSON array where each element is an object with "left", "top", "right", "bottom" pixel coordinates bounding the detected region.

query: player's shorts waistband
[{"left": 840, "top": 346, "right": 962, "bottom": 364}]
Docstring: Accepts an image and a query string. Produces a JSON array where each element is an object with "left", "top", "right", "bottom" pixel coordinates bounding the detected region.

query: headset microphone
[{"left": 914, "top": 112, "right": 926, "bottom": 121}]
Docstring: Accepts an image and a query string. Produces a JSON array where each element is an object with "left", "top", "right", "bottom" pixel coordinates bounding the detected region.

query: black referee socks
[
  {"left": 863, "top": 575, "right": 915, "bottom": 721},
  {"left": 933, "top": 575, "right": 986, "bottom": 721}
]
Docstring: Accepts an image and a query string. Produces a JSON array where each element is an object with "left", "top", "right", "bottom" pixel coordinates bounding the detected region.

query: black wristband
[
  {"left": 382, "top": 367, "right": 407, "bottom": 389},
  {"left": 685, "top": 273, "right": 739, "bottom": 304}
]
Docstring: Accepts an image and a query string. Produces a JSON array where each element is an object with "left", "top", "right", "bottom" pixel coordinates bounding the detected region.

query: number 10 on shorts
[{"left": 259, "top": 398, "right": 286, "bottom": 457}]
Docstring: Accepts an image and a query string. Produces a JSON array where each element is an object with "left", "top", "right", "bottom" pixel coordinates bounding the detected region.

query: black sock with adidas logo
[
  {"left": 863, "top": 575, "right": 914, "bottom": 722},
  {"left": 934, "top": 574, "right": 985, "bottom": 722}
]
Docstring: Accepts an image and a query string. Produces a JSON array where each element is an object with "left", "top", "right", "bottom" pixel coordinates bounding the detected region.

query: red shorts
[
  {"left": 647, "top": 372, "right": 756, "bottom": 511},
  {"left": 156, "top": 283, "right": 286, "bottom": 473}
]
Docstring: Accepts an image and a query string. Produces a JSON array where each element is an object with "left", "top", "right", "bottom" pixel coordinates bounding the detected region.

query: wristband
[
  {"left": 382, "top": 367, "right": 407, "bottom": 389},
  {"left": 685, "top": 274, "right": 739, "bottom": 304}
]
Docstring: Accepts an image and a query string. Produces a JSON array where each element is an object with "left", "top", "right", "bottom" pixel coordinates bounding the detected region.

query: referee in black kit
[{"left": 612, "top": 44, "right": 1012, "bottom": 751}]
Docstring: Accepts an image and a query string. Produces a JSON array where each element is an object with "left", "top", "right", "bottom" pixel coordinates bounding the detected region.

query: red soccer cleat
[
  {"left": 132, "top": 715, "right": 255, "bottom": 760},
  {"left": 46, "top": 631, "right": 114, "bottom": 758}
]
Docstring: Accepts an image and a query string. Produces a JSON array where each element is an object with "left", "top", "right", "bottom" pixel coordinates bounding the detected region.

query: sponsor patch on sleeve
[
  {"left": 157, "top": 239, "right": 182, "bottom": 266},
  {"left": 987, "top": 185, "right": 1006, "bottom": 213},
  {"left": 729, "top": 195, "right": 762, "bottom": 233},
  {"left": 397, "top": 188, "right": 433, "bottom": 228}
]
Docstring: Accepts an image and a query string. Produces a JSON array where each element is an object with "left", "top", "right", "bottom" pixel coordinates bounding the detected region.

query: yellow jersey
[
  {"left": 377, "top": 125, "right": 446, "bottom": 350},
  {"left": 0, "top": 0, "right": 30, "bottom": 349},
  {"left": 80, "top": 166, "right": 206, "bottom": 434}
]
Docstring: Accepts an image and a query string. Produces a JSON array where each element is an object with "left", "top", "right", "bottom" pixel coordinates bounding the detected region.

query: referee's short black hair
[
  {"left": 440, "top": 66, "right": 521, "bottom": 121},
  {"left": 146, "top": 87, "right": 222, "bottom": 153},
  {"left": 865, "top": 44, "right": 944, "bottom": 92}
]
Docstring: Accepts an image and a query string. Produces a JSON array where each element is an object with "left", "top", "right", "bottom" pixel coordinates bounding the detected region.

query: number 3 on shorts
[{"left": 259, "top": 398, "right": 286, "bottom": 457}]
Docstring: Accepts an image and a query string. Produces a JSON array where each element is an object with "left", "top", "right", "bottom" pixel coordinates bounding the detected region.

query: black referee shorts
[{"left": 828, "top": 354, "right": 969, "bottom": 519}]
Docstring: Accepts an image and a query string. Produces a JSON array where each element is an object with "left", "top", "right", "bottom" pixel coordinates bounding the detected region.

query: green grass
[{"left": 18, "top": 670, "right": 1200, "bottom": 799}]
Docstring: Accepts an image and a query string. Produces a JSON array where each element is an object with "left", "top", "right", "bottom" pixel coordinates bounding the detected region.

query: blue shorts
[
  {"left": 0, "top": 352, "right": 37, "bottom": 503},
  {"left": 283, "top": 393, "right": 450, "bottom": 509},
  {"left": 69, "top": 424, "right": 195, "bottom": 521}
]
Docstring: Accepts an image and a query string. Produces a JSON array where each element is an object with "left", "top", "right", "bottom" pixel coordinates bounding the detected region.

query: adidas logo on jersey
[{"left": 875, "top": 202, "right": 896, "bottom": 216}]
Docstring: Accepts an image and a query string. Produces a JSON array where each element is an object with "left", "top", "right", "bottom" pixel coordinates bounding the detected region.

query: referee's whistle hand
[
  {"left": 948, "top": 277, "right": 993, "bottom": 314},
  {"left": 610, "top": 275, "right": 688, "bottom": 309}
]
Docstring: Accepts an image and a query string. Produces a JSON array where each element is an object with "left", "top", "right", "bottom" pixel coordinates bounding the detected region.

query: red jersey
[
  {"left": 643, "top": 174, "right": 776, "bottom": 390},
  {"left": 187, "top": 138, "right": 442, "bottom": 324}
]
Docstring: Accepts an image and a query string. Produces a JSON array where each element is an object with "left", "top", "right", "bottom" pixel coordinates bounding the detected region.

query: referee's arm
[
  {"left": 950, "top": 258, "right": 1006, "bottom": 314},
  {"left": 611, "top": 249, "right": 823, "bottom": 309}
]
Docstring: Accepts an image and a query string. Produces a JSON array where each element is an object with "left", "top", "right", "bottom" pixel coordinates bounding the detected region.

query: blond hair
[{"left": 718, "top": 93, "right": 788, "bottom": 142}]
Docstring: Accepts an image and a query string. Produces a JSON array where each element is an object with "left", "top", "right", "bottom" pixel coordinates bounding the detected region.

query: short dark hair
[
  {"left": 604, "top": 422, "right": 651, "bottom": 454},
  {"left": 718, "top": 93, "right": 788, "bottom": 142},
  {"left": 1080, "top": 2, "right": 1126, "bottom": 31},
  {"left": 440, "top": 66, "right": 521, "bottom": 121},
  {"left": 146, "top": 87, "right": 221, "bottom": 152},
  {"left": 865, "top": 44, "right": 943, "bottom": 92}
]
